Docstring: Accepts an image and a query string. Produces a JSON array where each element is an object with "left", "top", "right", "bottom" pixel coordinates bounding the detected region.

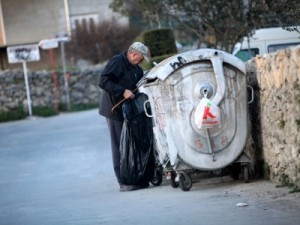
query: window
[
  {"left": 234, "top": 48, "right": 259, "bottom": 62},
  {"left": 268, "top": 43, "right": 300, "bottom": 53},
  {"left": 70, "top": 14, "right": 99, "bottom": 30}
]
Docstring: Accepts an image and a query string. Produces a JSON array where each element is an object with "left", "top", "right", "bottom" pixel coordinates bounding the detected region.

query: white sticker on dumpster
[{"left": 194, "top": 98, "right": 221, "bottom": 129}]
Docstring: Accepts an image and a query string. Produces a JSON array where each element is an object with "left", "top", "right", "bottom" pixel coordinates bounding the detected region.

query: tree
[
  {"left": 110, "top": 0, "right": 168, "bottom": 29},
  {"left": 110, "top": 0, "right": 259, "bottom": 52},
  {"left": 165, "top": 0, "right": 261, "bottom": 52},
  {"left": 110, "top": 0, "right": 300, "bottom": 53},
  {"left": 263, "top": 0, "right": 300, "bottom": 33},
  {"left": 67, "top": 17, "right": 139, "bottom": 65}
]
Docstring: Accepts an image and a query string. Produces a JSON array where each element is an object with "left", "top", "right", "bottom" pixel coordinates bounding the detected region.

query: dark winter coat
[{"left": 98, "top": 51, "right": 144, "bottom": 121}]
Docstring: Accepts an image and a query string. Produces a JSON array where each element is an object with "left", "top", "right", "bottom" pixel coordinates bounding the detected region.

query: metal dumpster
[{"left": 140, "top": 48, "right": 250, "bottom": 191}]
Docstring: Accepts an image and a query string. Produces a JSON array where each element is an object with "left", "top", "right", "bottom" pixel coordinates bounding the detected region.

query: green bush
[
  {"left": 0, "top": 107, "right": 27, "bottom": 122},
  {"left": 31, "top": 103, "right": 98, "bottom": 116},
  {"left": 143, "top": 28, "right": 177, "bottom": 58},
  {"left": 136, "top": 28, "right": 178, "bottom": 71},
  {"left": 134, "top": 31, "right": 146, "bottom": 43},
  {"left": 140, "top": 53, "right": 177, "bottom": 71},
  {"left": 0, "top": 103, "right": 99, "bottom": 123},
  {"left": 33, "top": 106, "right": 58, "bottom": 117},
  {"left": 69, "top": 103, "right": 98, "bottom": 112}
]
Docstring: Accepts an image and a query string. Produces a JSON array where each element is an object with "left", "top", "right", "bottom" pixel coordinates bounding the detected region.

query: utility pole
[{"left": 56, "top": 32, "right": 71, "bottom": 111}]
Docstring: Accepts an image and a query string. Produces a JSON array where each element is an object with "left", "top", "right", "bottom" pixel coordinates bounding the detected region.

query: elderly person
[{"left": 98, "top": 42, "right": 149, "bottom": 192}]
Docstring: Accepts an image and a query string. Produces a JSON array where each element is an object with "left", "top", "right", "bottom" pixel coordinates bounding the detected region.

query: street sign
[
  {"left": 7, "top": 44, "right": 40, "bottom": 64},
  {"left": 39, "top": 39, "right": 59, "bottom": 49},
  {"left": 55, "top": 32, "right": 69, "bottom": 43},
  {"left": 6, "top": 44, "right": 40, "bottom": 117},
  {"left": 55, "top": 36, "right": 69, "bottom": 43}
]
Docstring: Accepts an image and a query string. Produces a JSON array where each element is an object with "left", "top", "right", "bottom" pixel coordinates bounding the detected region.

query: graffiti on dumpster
[
  {"left": 154, "top": 97, "right": 166, "bottom": 129},
  {"left": 170, "top": 56, "right": 187, "bottom": 70},
  {"left": 195, "top": 138, "right": 204, "bottom": 149},
  {"left": 221, "top": 136, "right": 228, "bottom": 146}
]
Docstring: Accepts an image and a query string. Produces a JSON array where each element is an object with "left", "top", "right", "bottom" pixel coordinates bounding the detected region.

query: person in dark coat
[{"left": 98, "top": 42, "right": 149, "bottom": 192}]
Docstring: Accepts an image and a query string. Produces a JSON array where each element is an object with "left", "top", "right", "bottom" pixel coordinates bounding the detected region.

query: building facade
[{"left": 0, "top": 0, "right": 70, "bottom": 46}]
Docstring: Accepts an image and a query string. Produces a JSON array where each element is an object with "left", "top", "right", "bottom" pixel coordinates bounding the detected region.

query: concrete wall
[
  {"left": 0, "top": 0, "right": 128, "bottom": 71},
  {"left": 0, "top": 0, "right": 127, "bottom": 47},
  {"left": 246, "top": 46, "right": 300, "bottom": 188},
  {"left": 1, "top": 0, "right": 69, "bottom": 46},
  {"left": 68, "top": 0, "right": 127, "bottom": 28}
]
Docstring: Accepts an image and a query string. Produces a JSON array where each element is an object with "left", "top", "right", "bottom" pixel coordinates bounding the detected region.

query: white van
[{"left": 232, "top": 27, "right": 300, "bottom": 61}]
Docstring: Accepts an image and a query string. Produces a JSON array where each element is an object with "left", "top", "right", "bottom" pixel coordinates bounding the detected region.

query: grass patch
[
  {"left": 296, "top": 119, "right": 300, "bottom": 130},
  {"left": 69, "top": 103, "right": 98, "bottom": 112},
  {"left": 278, "top": 113, "right": 285, "bottom": 129},
  {"left": 289, "top": 186, "right": 300, "bottom": 193},
  {"left": 279, "top": 174, "right": 294, "bottom": 188},
  {"left": 276, "top": 174, "right": 300, "bottom": 193},
  {"left": 0, "top": 103, "right": 98, "bottom": 123},
  {"left": 33, "top": 106, "right": 58, "bottom": 117},
  {"left": 0, "top": 107, "right": 27, "bottom": 122}
]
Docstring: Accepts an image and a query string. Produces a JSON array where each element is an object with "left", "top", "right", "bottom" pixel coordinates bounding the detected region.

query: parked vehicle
[{"left": 232, "top": 27, "right": 300, "bottom": 62}]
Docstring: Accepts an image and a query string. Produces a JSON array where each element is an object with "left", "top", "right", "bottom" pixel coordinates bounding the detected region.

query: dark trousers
[{"left": 106, "top": 118, "right": 123, "bottom": 183}]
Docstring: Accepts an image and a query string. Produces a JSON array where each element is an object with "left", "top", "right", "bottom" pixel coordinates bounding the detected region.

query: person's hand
[{"left": 123, "top": 89, "right": 135, "bottom": 99}]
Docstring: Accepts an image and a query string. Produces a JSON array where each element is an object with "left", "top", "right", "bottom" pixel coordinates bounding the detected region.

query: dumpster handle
[
  {"left": 144, "top": 100, "right": 154, "bottom": 117},
  {"left": 210, "top": 54, "right": 225, "bottom": 105},
  {"left": 247, "top": 85, "right": 254, "bottom": 104}
]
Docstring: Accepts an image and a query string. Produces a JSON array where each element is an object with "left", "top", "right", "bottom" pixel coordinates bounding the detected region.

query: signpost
[
  {"left": 56, "top": 33, "right": 71, "bottom": 111},
  {"left": 7, "top": 45, "right": 40, "bottom": 116},
  {"left": 39, "top": 36, "right": 70, "bottom": 112},
  {"left": 39, "top": 39, "right": 60, "bottom": 113}
]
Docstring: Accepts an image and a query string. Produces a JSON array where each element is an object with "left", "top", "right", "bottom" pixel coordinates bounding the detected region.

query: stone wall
[
  {"left": 0, "top": 66, "right": 103, "bottom": 113},
  {"left": 246, "top": 46, "right": 300, "bottom": 188}
]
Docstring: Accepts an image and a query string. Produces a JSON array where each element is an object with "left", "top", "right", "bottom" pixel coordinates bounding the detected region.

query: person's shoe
[{"left": 119, "top": 184, "right": 140, "bottom": 192}]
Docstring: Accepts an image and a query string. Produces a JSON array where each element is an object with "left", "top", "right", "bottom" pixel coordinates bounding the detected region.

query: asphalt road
[{"left": 0, "top": 109, "right": 299, "bottom": 225}]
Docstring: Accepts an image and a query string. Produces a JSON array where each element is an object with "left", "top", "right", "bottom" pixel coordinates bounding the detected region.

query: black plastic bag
[{"left": 119, "top": 93, "right": 155, "bottom": 185}]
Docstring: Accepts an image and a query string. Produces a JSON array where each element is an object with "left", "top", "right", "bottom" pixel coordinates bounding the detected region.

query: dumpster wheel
[
  {"left": 170, "top": 171, "right": 179, "bottom": 188},
  {"left": 211, "top": 168, "right": 225, "bottom": 177},
  {"left": 243, "top": 165, "right": 249, "bottom": 183},
  {"left": 179, "top": 172, "right": 192, "bottom": 191},
  {"left": 150, "top": 169, "right": 163, "bottom": 186}
]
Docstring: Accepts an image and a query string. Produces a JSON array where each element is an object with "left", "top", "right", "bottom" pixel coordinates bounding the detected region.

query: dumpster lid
[{"left": 145, "top": 49, "right": 246, "bottom": 81}]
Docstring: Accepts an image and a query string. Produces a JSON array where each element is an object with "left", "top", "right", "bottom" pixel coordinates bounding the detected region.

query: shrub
[
  {"left": 143, "top": 28, "right": 177, "bottom": 58},
  {"left": 140, "top": 53, "right": 177, "bottom": 70},
  {"left": 69, "top": 103, "right": 98, "bottom": 112},
  {"left": 33, "top": 106, "right": 58, "bottom": 117},
  {"left": 0, "top": 103, "right": 99, "bottom": 123},
  {"left": 0, "top": 107, "right": 27, "bottom": 122}
]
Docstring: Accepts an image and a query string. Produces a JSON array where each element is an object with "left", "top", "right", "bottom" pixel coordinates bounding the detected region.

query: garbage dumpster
[{"left": 140, "top": 48, "right": 250, "bottom": 191}]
